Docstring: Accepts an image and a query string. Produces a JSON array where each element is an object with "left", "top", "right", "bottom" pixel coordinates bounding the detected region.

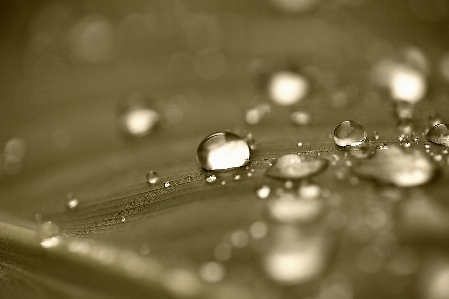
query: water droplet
[
  {"left": 233, "top": 174, "right": 241, "bottom": 181},
  {"left": 267, "top": 71, "right": 309, "bottom": 106},
  {"left": 245, "top": 104, "right": 271, "bottom": 125},
  {"left": 230, "top": 230, "right": 249, "bottom": 248},
  {"left": 205, "top": 174, "right": 217, "bottom": 183},
  {"left": 352, "top": 145, "right": 438, "bottom": 187},
  {"left": 372, "top": 131, "right": 380, "bottom": 140},
  {"left": 249, "top": 221, "right": 268, "bottom": 239},
  {"left": 164, "top": 182, "right": 171, "bottom": 188},
  {"left": 197, "top": 132, "right": 250, "bottom": 171},
  {"left": 38, "top": 221, "right": 61, "bottom": 248},
  {"left": 333, "top": 120, "right": 367, "bottom": 147},
  {"left": 146, "top": 171, "right": 160, "bottom": 184},
  {"left": 121, "top": 217, "right": 126, "bottom": 222},
  {"left": 297, "top": 142, "right": 303, "bottom": 147},
  {"left": 199, "top": 261, "right": 226, "bottom": 283},
  {"left": 67, "top": 198, "right": 79, "bottom": 209},
  {"left": 255, "top": 185, "right": 271, "bottom": 199},
  {"left": 427, "top": 124, "right": 449, "bottom": 146},
  {"left": 290, "top": 110, "right": 311, "bottom": 126},
  {"left": 118, "top": 92, "right": 160, "bottom": 137},
  {"left": 298, "top": 183, "right": 321, "bottom": 199},
  {"left": 265, "top": 154, "right": 328, "bottom": 180},
  {"left": 389, "top": 64, "right": 427, "bottom": 103}
]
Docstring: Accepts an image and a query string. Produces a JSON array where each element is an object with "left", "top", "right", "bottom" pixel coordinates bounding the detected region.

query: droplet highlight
[
  {"left": 197, "top": 132, "right": 250, "bottom": 171},
  {"left": 146, "top": 171, "right": 160, "bottom": 184},
  {"left": 427, "top": 124, "right": 449, "bottom": 146}
]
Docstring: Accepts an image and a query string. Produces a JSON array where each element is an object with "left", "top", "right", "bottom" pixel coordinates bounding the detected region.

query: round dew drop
[
  {"left": 426, "top": 124, "right": 449, "bottom": 146},
  {"left": 333, "top": 120, "right": 367, "bottom": 147},
  {"left": 146, "top": 171, "right": 160, "bottom": 184},
  {"left": 197, "top": 132, "right": 250, "bottom": 171}
]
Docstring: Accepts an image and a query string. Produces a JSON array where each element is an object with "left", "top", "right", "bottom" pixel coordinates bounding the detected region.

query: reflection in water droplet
[
  {"left": 164, "top": 182, "right": 171, "bottom": 188},
  {"left": 334, "top": 120, "right": 367, "bottom": 147},
  {"left": 38, "top": 221, "right": 61, "bottom": 248},
  {"left": 427, "top": 124, "right": 449, "bottom": 146},
  {"left": 255, "top": 185, "right": 271, "bottom": 199},
  {"left": 205, "top": 174, "right": 217, "bottom": 183},
  {"left": 268, "top": 71, "right": 309, "bottom": 106},
  {"left": 118, "top": 92, "right": 160, "bottom": 137},
  {"left": 146, "top": 171, "right": 160, "bottom": 184},
  {"left": 353, "top": 145, "right": 437, "bottom": 187},
  {"left": 197, "top": 132, "right": 250, "bottom": 171},
  {"left": 265, "top": 154, "right": 328, "bottom": 180},
  {"left": 199, "top": 261, "right": 226, "bottom": 283}
]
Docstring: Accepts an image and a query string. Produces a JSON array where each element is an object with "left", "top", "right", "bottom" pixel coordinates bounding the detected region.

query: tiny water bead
[
  {"left": 117, "top": 92, "right": 160, "bottom": 137},
  {"left": 197, "top": 132, "right": 250, "bottom": 171},
  {"left": 267, "top": 71, "right": 309, "bottom": 106},
  {"left": 426, "top": 124, "right": 449, "bottom": 146},
  {"left": 333, "top": 120, "right": 367, "bottom": 147},
  {"left": 255, "top": 185, "right": 271, "bottom": 199},
  {"left": 67, "top": 198, "right": 79, "bottom": 209},
  {"left": 353, "top": 145, "right": 438, "bottom": 188},
  {"left": 38, "top": 221, "right": 61, "bottom": 248},
  {"left": 265, "top": 154, "right": 328, "bottom": 180},
  {"left": 146, "top": 171, "right": 160, "bottom": 184},
  {"left": 205, "top": 174, "right": 217, "bottom": 183},
  {"left": 164, "top": 182, "right": 170, "bottom": 188}
]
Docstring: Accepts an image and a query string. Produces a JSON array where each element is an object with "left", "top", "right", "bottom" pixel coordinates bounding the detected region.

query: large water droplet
[
  {"left": 265, "top": 154, "right": 328, "bottom": 180},
  {"left": 352, "top": 145, "right": 438, "bottom": 187},
  {"left": 333, "top": 120, "right": 367, "bottom": 147},
  {"left": 427, "top": 124, "right": 449, "bottom": 146},
  {"left": 267, "top": 71, "right": 309, "bottom": 106},
  {"left": 197, "top": 132, "right": 250, "bottom": 171},
  {"left": 117, "top": 92, "right": 160, "bottom": 137},
  {"left": 146, "top": 171, "right": 160, "bottom": 184},
  {"left": 38, "top": 221, "right": 61, "bottom": 248},
  {"left": 255, "top": 185, "right": 271, "bottom": 199}
]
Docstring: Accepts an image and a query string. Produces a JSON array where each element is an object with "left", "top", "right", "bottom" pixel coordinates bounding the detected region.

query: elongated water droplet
[
  {"left": 118, "top": 92, "right": 160, "bottom": 137},
  {"left": 265, "top": 154, "right": 328, "bottom": 180},
  {"left": 334, "top": 120, "right": 367, "bottom": 147},
  {"left": 146, "top": 171, "right": 160, "bottom": 184},
  {"left": 427, "top": 124, "right": 449, "bottom": 146},
  {"left": 353, "top": 145, "right": 438, "bottom": 187},
  {"left": 267, "top": 70, "right": 309, "bottom": 106},
  {"left": 38, "top": 221, "right": 61, "bottom": 248},
  {"left": 197, "top": 132, "right": 250, "bottom": 171}
]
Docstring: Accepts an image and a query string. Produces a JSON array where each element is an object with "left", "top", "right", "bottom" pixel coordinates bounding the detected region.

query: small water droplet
[
  {"left": 297, "top": 142, "right": 303, "bottom": 147},
  {"left": 290, "top": 110, "right": 311, "bottom": 126},
  {"left": 205, "top": 174, "right": 217, "bottom": 183},
  {"left": 67, "top": 198, "right": 79, "bottom": 209},
  {"left": 427, "top": 124, "right": 449, "bottom": 146},
  {"left": 424, "top": 143, "right": 431, "bottom": 149},
  {"left": 146, "top": 171, "right": 160, "bottom": 184},
  {"left": 372, "top": 131, "right": 380, "bottom": 140},
  {"left": 118, "top": 92, "right": 160, "bottom": 137},
  {"left": 221, "top": 180, "right": 226, "bottom": 185},
  {"left": 333, "top": 120, "right": 367, "bottom": 147},
  {"left": 233, "top": 174, "right": 241, "bottom": 181},
  {"left": 255, "top": 185, "right": 271, "bottom": 199},
  {"left": 164, "top": 182, "right": 171, "bottom": 188},
  {"left": 267, "top": 70, "right": 309, "bottom": 106},
  {"left": 121, "top": 217, "right": 126, "bottom": 222},
  {"left": 38, "top": 221, "right": 61, "bottom": 248},
  {"left": 298, "top": 183, "right": 321, "bottom": 199},
  {"left": 197, "top": 132, "right": 250, "bottom": 171},
  {"left": 199, "top": 261, "right": 226, "bottom": 283},
  {"left": 400, "top": 138, "right": 411, "bottom": 148},
  {"left": 265, "top": 154, "right": 328, "bottom": 180}
]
